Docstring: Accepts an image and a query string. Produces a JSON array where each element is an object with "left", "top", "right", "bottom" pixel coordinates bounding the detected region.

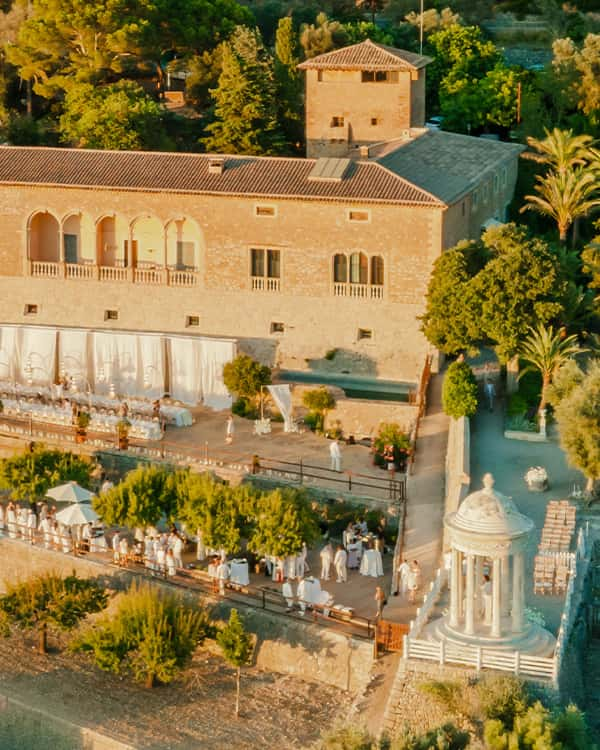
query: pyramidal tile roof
[
  {"left": 297, "top": 39, "right": 432, "bottom": 71},
  {"left": 0, "top": 146, "right": 445, "bottom": 207}
]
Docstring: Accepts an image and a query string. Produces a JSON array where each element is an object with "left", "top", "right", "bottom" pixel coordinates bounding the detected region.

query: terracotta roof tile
[
  {"left": 297, "top": 40, "right": 431, "bottom": 71},
  {"left": 0, "top": 146, "right": 444, "bottom": 206}
]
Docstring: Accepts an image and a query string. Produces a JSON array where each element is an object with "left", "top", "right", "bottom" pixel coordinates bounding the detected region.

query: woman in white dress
[
  {"left": 0, "top": 503, "right": 5, "bottom": 533},
  {"left": 155, "top": 545, "right": 166, "bottom": 576},
  {"left": 6, "top": 503, "right": 16, "bottom": 538},
  {"left": 144, "top": 535, "right": 155, "bottom": 570},
  {"left": 166, "top": 549, "right": 176, "bottom": 577}
]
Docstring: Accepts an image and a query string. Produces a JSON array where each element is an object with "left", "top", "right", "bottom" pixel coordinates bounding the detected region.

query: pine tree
[
  {"left": 274, "top": 16, "right": 303, "bottom": 152},
  {"left": 202, "top": 26, "right": 286, "bottom": 155}
]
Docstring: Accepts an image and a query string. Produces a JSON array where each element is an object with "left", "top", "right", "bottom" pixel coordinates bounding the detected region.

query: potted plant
[
  {"left": 373, "top": 423, "right": 410, "bottom": 471},
  {"left": 75, "top": 411, "right": 91, "bottom": 443},
  {"left": 116, "top": 418, "right": 131, "bottom": 450}
]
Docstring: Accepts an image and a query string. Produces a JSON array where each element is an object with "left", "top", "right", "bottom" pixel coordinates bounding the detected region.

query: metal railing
[{"left": 255, "top": 456, "right": 406, "bottom": 502}]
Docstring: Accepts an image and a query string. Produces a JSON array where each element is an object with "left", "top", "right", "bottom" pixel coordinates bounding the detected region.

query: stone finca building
[{"left": 0, "top": 40, "right": 523, "bottom": 389}]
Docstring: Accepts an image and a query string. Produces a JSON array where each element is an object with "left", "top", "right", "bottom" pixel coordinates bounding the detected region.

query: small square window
[
  {"left": 255, "top": 205, "right": 276, "bottom": 218},
  {"left": 317, "top": 71, "right": 323, "bottom": 82},
  {"left": 371, "top": 117, "right": 379, "bottom": 126},
  {"left": 186, "top": 315, "right": 200, "bottom": 327},
  {"left": 24, "top": 303, "right": 38, "bottom": 315},
  {"left": 270, "top": 321, "right": 284, "bottom": 334},
  {"left": 104, "top": 309, "right": 118, "bottom": 321},
  {"left": 348, "top": 209, "right": 370, "bottom": 222},
  {"left": 330, "top": 116, "right": 344, "bottom": 128},
  {"left": 358, "top": 328, "right": 372, "bottom": 340}
]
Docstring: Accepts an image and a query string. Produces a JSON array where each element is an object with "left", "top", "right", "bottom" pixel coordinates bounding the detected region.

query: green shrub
[
  {"left": 477, "top": 676, "right": 529, "bottom": 729},
  {"left": 232, "top": 397, "right": 259, "bottom": 420},
  {"left": 324, "top": 348, "right": 338, "bottom": 361},
  {"left": 442, "top": 361, "right": 478, "bottom": 419},
  {"left": 73, "top": 582, "right": 213, "bottom": 688},
  {"left": 302, "top": 386, "right": 336, "bottom": 433},
  {"left": 507, "top": 392, "right": 529, "bottom": 416},
  {"left": 374, "top": 423, "right": 410, "bottom": 453},
  {"left": 391, "top": 723, "right": 469, "bottom": 750}
]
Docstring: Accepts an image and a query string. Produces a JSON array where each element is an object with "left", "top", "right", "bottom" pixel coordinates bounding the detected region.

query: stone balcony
[
  {"left": 333, "top": 282, "right": 384, "bottom": 299},
  {"left": 29, "top": 261, "right": 199, "bottom": 287}
]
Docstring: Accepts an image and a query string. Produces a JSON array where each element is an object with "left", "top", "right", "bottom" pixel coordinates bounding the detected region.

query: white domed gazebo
[{"left": 427, "top": 473, "right": 555, "bottom": 656}]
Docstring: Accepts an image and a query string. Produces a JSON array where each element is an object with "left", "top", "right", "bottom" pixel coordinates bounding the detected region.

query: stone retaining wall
[
  {"left": 443, "top": 416, "right": 470, "bottom": 550},
  {"left": 0, "top": 538, "right": 373, "bottom": 695}
]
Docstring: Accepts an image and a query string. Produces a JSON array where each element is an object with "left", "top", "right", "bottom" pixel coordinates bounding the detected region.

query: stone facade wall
[
  {"left": 0, "top": 538, "right": 374, "bottom": 694},
  {"left": 443, "top": 416, "right": 471, "bottom": 551},
  {"left": 305, "top": 68, "right": 418, "bottom": 157},
  {"left": 0, "top": 184, "right": 444, "bottom": 382}
]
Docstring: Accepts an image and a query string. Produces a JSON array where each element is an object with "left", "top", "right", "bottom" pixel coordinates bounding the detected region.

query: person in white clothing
[
  {"left": 282, "top": 579, "right": 295, "bottom": 611},
  {"left": 119, "top": 536, "right": 129, "bottom": 562},
  {"left": 166, "top": 549, "right": 176, "bottom": 577},
  {"left": 320, "top": 542, "right": 333, "bottom": 580},
  {"left": 156, "top": 546, "right": 166, "bottom": 575},
  {"left": 334, "top": 545, "right": 347, "bottom": 583},
  {"left": 225, "top": 414, "right": 234, "bottom": 444},
  {"left": 0, "top": 503, "right": 5, "bottom": 533},
  {"left": 398, "top": 558, "right": 411, "bottom": 595},
  {"left": 329, "top": 439, "right": 342, "bottom": 472},
  {"left": 112, "top": 532, "right": 120, "bottom": 563},
  {"left": 27, "top": 509, "right": 37, "bottom": 544},
  {"left": 216, "top": 559, "right": 229, "bottom": 595},
  {"left": 172, "top": 535, "right": 184, "bottom": 569}
]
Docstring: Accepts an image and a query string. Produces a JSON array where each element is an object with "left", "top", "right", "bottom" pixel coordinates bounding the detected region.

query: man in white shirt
[
  {"left": 172, "top": 534, "right": 184, "bottom": 569},
  {"left": 334, "top": 545, "right": 347, "bottom": 583},
  {"left": 329, "top": 439, "right": 342, "bottom": 472},
  {"left": 398, "top": 558, "right": 411, "bottom": 595},
  {"left": 112, "top": 531, "right": 120, "bottom": 563}
]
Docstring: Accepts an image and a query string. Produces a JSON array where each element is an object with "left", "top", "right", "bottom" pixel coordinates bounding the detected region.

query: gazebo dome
[{"left": 451, "top": 473, "right": 533, "bottom": 537}]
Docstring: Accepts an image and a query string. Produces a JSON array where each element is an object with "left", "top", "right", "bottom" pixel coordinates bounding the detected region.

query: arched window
[
  {"left": 333, "top": 253, "right": 347, "bottom": 283},
  {"left": 28, "top": 212, "right": 60, "bottom": 262},
  {"left": 371, "top": 255, "right": 384, "bottom": 285},
  {"left": 350, "top": 252, "right": 368, "bottom": 284}
]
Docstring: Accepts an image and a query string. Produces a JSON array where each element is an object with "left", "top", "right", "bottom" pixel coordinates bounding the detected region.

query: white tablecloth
[
  {"left": 90, "top": 534, "right": 108, "bottom": 552},
  {"left": 297, "top": 577, "right": 331, "bottom": 605},
  {"left": 359, "top": 548, "right": 383, "bottom": 577},
  {"left": 0, "top": 381, "right": 192, "bottom": 427},
  {"left": 229, "top": 559, "right": 249, "bottom": 586},
  {"left": 347, "top": 542, "right": 362, "bottom": 569},
  {"left": 1, "top": 398, "right": 162, "bottom": 441}
]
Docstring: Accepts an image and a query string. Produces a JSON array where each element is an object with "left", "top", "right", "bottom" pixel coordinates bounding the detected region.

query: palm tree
[
  {"left": 521, "top": 167, "right": 600, "bottom": 242},
  {"left": 526, "top": 128, "right": 595, "bottom": 173},
  {"left": 519, "top": 324, "right": 585, "bottom": 413}
]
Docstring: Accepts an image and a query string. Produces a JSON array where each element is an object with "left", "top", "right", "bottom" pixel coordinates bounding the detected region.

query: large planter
[{"left": 75, "top": 428, "right": 86, "bottom": 444}]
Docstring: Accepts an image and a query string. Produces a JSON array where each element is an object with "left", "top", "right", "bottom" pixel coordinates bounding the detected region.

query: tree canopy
[
  {"left": 217, "top": 608, "right": 252, "bottom": 717},
  {"left": 0, "top": 444, "right": 92, "bottom": 502},
  {"left": 0, "top": 573, "right": 107, "bottom": 653},
  {"left": 421, "top": 224, "right": 571, "bottom": 362},
  {"left": 59, "top": 80, "right": 171, "bottom": 150},
  {"left": 202, "top": 26, "right": 286, "bottom": 155},
  {"left": 222, "top": 354, "right": 272, "bottom": 401}
]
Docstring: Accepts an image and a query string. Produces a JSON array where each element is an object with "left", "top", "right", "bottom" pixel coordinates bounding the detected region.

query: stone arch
[
  {"left": 28, "top": 210, "right": 60, "bottom": 262},
  {"left": 96, "top": 214, "right": 118, "bottom": 266},
  {"left": 130, "top": 214, "right": 165, "bottom": 267},
  {"left": 62, "top": 212, "right": 81, "bottom": 263},
  {"left": 333, "top": 253, "right": 347, "bottom": 283},
  {"left": 370, "top": 255, "right": 384, "bottom": 285},
  {"left": 349, "top": 251, "right": 368, "bottom": 284},
  {"left": 165, "top": 217, "right": 203, "bottom": 270}
]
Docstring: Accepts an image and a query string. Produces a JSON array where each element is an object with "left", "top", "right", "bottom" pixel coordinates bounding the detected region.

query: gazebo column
[
  {"left": 501, "top": 556, "right": 511, "bottom": 616},
  {"left": 512, "top": 552, "right": 525, "bottom": 633},
  {"left": 449, "top": 548, "right": 460, "bottom": 628},
  {"left": 457, "top": 551, "right": 464, "bottom": 619},
  {"left": 475, "top": 556, "right": 484, "bottom": 614},
  {"left": 465, "top": 554, "right": 475, "bottom": 635},
  {"left": 492, "top": 557, "right": 502, "bottom": 637}
]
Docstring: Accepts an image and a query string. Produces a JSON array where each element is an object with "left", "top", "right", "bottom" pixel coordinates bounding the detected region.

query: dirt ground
[{"left": 0, "top": 631, "right": 352, "bottom": 750}]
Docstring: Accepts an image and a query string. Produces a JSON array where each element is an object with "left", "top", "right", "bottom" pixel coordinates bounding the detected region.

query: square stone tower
[{"left": 298, "top": 39, "right": 432, "bottom": 159}]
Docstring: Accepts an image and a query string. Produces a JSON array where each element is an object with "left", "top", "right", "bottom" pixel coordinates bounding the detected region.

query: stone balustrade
[
  {"left": 30, "top": 261, "right": 199, "bottom": 287},
  {"left": 333, "top": 281, "right": 384, "bottom": 299}
]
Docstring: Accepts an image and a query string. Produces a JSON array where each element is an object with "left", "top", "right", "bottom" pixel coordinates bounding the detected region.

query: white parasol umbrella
[
  {"left": 55, "top": 502, "right": 99, "bottom": 526},
  {"left": 46, "top": 481, "right": 95, "bottom": 504}
]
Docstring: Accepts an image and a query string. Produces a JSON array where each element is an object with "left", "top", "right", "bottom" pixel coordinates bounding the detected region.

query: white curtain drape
[
  {"left": 0, "top": 326, "right": 18, "bottom": 381},
  {"left": 58, "top": 329, "right": 90, "bottom": 386},
  {"left": 267, "top": 384, "right": 294, "bottom": 431},
  {"left": 18, "top": 327, "right": 57, "bottom": 386},
  {"left": 138, "top": 335, "right": 165, "bottom": 398},
  {"left": 167, "top": 336, "right": 202, "bottom": 405},
  {"left": 93, "top": 332, "right": 138, "bottom": 397},
  {"left": 199, "top": 338, "right": 235, "bottom": 410}
]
